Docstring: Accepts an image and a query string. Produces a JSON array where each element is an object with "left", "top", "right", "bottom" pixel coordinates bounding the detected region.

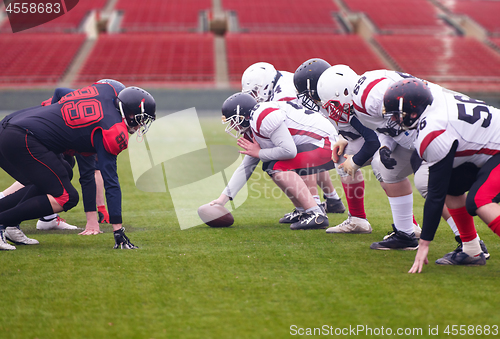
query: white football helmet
[
  {"left": 317, "top": 65, "right": 358, "bottom": 123},
  {"left": 241, "top": 62, "right": 278, "bottom": 103}
]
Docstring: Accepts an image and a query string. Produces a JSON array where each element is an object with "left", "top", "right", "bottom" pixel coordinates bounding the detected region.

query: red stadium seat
[
  {"left": 222, "top": 0, "right": 342, "bottom": 33},
  {"left": 226, "top": 33, "right": 387, "bottom": 84},
  {"left": 436, "top": 0, "right": 500, "bottom": 35},
  {"left": 0, "top": 33, "right": 85, "bottom": 85},
  {"left": 343, "top": 0, "right": 453, "bottom": 34},
  {"left": 75, "top": 33, "right": 215, "bottom": 86},
  {"left": 375, "top": 35, "right": 500, "bottom": 92},
  {"left": 116, "top": 0, "right": 211, "bottom": 32}
]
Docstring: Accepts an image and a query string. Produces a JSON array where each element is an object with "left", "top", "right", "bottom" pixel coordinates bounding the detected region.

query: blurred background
[{"left": 0, "top": 0, "right": 500, "bottom": 111}]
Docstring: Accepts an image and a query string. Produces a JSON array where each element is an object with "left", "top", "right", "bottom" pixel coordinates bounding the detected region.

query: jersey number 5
[{"left": 455, "top": 95, "right": 491, "bottom": 128}]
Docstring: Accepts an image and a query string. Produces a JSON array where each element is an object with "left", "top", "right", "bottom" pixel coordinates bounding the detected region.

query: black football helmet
[
  {"left": 293, "top": 58, "right": 331, "bottom": 111},
  {"left": 97, "top": 79, "right": 126, "bottom": 94},
  {"left": 116, "top": 86, "right": 156, "bottom": 136},
  {"left": 221, "top": 92, "right": 257, "bottom": 138},
  {"left": 383, "top": 78, "right": 433, "bottom": 130}
]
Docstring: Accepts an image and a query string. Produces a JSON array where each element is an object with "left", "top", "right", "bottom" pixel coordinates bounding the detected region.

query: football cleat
[
  {"left": 452, "top": 235, "right": 490, "bottom": 260},
  {"left": 279, "top": 209, "right": 302, "bottom": 224},
  {"left": 113, "top": 227, "right": 138, "bottom": 249},
  {"left": 326, "top": 214, "right": 372, "bottom": 234},
  {"left": 435, "top": 251, "right": 486, "bottom": 266},
  {"left": 36, "top": 216, "right": 78, "bottom": 230},
  {"left": 383, "top": 223, "right": 421, "bottom": 240},
  {"left": 0, "top": 230, "right": 16, "bottom": 250},
  {"left": 5, "top": 226, "right": 39, "bottom": 245},
  {"left": 370, "top": 227, "right": 418, "bottom": 250},
  {"left": 290, "top": 211, "right": 329, "bottom": 230},
  {"left": 322, "top": 195, "right": 346, "bottom": 214}
]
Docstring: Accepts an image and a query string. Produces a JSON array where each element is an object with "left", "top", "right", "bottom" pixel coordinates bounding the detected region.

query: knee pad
[
  {"left": 62, "top": 185, "right": 79, "bottom": 211},
  {"left": 465, "top": 194, "right": 478, "bottom": 217},
  {"left": 413, "top": 167, "right": 428, "bottom": 199}
]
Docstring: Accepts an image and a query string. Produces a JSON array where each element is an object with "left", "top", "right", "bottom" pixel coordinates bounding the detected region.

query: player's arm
[
  {"left": 254, "top": 123, "right": 297, "bottom": 162},
  {"left": 409, "top": 141, "right": 458, "bottom": 273},
  {"left": 350, "top": 116, "right": 380, "bottom": 166},
  {"left": 420, "top": 140, "right": 458, "bottom": 241},
  {"left": 211, "top": 155, "right": 260, "bottom": 206},
  {"left": 93, "top": 131, "right": 122, "bottom": 228}
]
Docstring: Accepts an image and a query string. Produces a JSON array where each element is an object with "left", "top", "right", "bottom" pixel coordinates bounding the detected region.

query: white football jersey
[
  {"left": 249, "top": 101, "right": 337, "bottom": 150},
  {"left": 351, "top": 69, "right": 419, "bottom": 150},
  {"left": 415, "top": 87, "right": 500, "bottom": 168},
  {"left": 269, "top": 71, "right": 299, "bottom": 104}
]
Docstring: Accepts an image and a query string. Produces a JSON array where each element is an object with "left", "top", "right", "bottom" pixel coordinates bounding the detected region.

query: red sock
[
  {"left": 342, "top": 181, "right": 366, "bottom": 219},
  {"left": 488, "top": 215, "right": 500, "bottom": 237},
  {"left": 412, "top": 215, "right": 418, "bottom": 226},
  {"left": 448, "top": 206, "right": 477, "bottom": 242}
]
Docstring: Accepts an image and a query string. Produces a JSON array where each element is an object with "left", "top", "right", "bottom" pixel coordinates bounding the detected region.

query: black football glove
[
  {"left": 113, "top": 227, "right": 138, "bottom": 249},
  {"left": 379, "top": 147, "right": 397, "bottom": 169}
]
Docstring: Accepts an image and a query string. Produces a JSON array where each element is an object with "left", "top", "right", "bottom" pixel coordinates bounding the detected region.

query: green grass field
[{"left": 1, "top": 115, "right": 499, "bottom": 339}]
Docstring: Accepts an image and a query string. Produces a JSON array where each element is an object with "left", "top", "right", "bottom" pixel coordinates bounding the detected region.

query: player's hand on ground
[
  {"left": 379, "top": 146, "right": 397, "bottom": 169},
  {"left": 332, "top": 137, "right": 348, "bottom": 163},
  {"left": 408, "top": 240, "right": 430, "bottom": 273},
  {"left": 113, "top": 227, "right": 137, "bottom": 249},
  {"left": 209, "top": 194, "right": 230, "bottom": 207},
  {"left": 237, "top": 136, "right": 261, "bottom": 158},
  {"left": 79, "top": 228, "right": 103, "bottom": 235},
  {"left": 338, "top": 154, "right": 360, "bottom": 177}
]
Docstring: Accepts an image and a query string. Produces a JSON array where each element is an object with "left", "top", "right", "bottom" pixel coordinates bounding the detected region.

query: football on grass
[{"left": 197, "top": 203, "right": 234, "bottom": 227}]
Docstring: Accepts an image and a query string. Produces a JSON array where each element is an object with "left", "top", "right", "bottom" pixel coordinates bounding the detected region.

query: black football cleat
[
  {"left": 370, "top": 227, "right": 418, "bottom": 250},
  {"left": 290, "top": 211, "right": 329, "bottom": 230}
]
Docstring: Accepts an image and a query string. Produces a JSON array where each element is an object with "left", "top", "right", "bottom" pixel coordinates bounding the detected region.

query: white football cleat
[
  {"left": 0, "top": 230, "right": 16, "bottom": 250},
  {"left": 36, "top": 216, "right": 78, "bottom": 230},
  {"left": 413, "top": 223, "right": 422, "bottom": 239},
  {"left": 5, "top": 226, "right": 39, "bottom": 245},
  {"left": 326, "top": 214, "right": 372, "bottom": 234}
]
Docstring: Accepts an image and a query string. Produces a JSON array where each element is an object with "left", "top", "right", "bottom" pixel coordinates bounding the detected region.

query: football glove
[
  {"left": 379, "top": 146, "right": 397, "bottom": 169},
  {"left": 98, "top": 205, "right": 109, "bottom": 223},
  {"left": 113, "top": 227, "right": 138, "bottom": 249}
]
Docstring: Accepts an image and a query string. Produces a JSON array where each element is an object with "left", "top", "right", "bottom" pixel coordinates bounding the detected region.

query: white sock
[
  {"left": 324, "top": 191, "right": 340, "bottom": 200},
  {"left": 41, "top": 213, "right": 58, "bottom": 221},
  {"left": 296, "top": 207, "right": 305, "bottom": 213},
  {"left": 0, "top": 192, "right": 4, "bottom": 199},
  {"left": 312, "top": 195, "right": 321, "bottom": 205},
  {"left": 388, "top": 193, "right": 414, "bottom": 235},
  {"left": 462, "top": 236, "right": 482, "bottom": 257},
  {"left": 306, "top": 205, "right": 323, "bottom": 215},
  {"left": 446, "top": 217, "right": 460, "bottom": 237}
]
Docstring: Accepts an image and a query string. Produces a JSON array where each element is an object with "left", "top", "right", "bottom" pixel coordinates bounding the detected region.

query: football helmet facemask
[
  {"left": 317, "top": 65, "right": 358, "bottom": 123},
  {"left": 97, "top": 79, "right": 126, "bottom": 94},
  {"left": 116, "top": 86, "right": 156, "bottom": 137},
  {"left": 383, "top": 78, "right": 434, "bottom": 130},
  {"left": 293, "top": 58, "right": 331, "bottom": 111},
  {"left": 241, "top": 62, "right": 278, "bottom": 103},
  {"left": 221, "top": 92, "right": 257, "bottom": 139}
]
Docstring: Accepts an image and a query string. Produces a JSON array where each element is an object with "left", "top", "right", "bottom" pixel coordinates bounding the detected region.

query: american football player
[
  {"left": 242, "top": 61, "right": 345, "bottom": 224},
  {"left": 381, "top": 79, "right": 499, "bottom": 272},
  {"left": 318, "top": 66, "right": 426, "bottom": 248},
  {"left": 295, "top": 61, "right": 379, "bottom": 234},
  {"left": 211, "top": 92, "right": 338, "bottom": 230},
  {"left": 0, "top": 83, "right": 155, "bottom": 250}
]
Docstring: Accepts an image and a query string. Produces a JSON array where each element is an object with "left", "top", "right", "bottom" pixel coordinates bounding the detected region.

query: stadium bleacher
[
  {"left": 222, "top": 0, "right": 342, "bottom": 33},
  {"left": 342, "top": 0, "right": 454, "bottom": 34},
  {"left": 0, "top": 0, "right": 499, "bottom": 93},
  {"left": 116, "top": 0, "right": 211, "bottom": 32},
  {"left": 226, "top": 33, "right": 387, "bottom": 84},
  {"left": 75, "top": 33, "right": 215, "bottom": 86},
  {"left": 436, "top": 0, "right": 500, "bottom": 36},
  {"left": 0, "top": 33, "right": 85, "bottom": 85},
  {"left": 376, "top": 35, "right": 500, "bottom": 91}
]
